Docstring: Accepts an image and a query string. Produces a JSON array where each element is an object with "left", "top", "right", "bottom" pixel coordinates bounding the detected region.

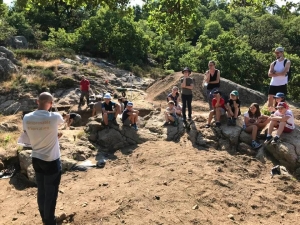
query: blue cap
[
  {"left": 274, "top": 92, "right": 285, "bottom": 99},
  {"left": 127, "top": 102, "right": 133, "bottom": 106}
]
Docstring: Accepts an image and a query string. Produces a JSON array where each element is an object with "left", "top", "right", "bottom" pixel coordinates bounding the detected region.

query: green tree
[{"left": 203, "top": 21, "right": 223, "bottom": 39}]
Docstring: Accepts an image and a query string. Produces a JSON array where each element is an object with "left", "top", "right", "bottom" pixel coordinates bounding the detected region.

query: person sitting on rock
[
  {"left": 225, "top": 90, "right": 241, "bottom": 126},
  {"left": 163, "top": 101, "right": 178, "bottom": 126},
  {"left": 205, "top": 90, "right": 226, "bottom": 128},
  {"left": 265, "top": 102, "right": 295, "bottom": 145},
  {"left": 62, "top": 112, "right": 82, "bottom": 128},
  {"left": 102, "top": 93, "right": 120, "bottom": 127},
  {"left": 121, "top": 102, "right": 139, "bottom": 130},
  {"left": 268, "top": 92, "right": 289, "bottom": 114},
  {"left": 92, "top": 96, "right": 103, "bottom": 116},
  {"left": 244, "top": 103, "right": 270, "bottom": 149},
  {"left": 167, "top": 86, "right": 182, "bottom": 116}
]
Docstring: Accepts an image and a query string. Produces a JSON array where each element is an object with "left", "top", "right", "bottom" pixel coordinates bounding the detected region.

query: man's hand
[{"left": 58, "top": 132, "right": 63, "bottom": 139}]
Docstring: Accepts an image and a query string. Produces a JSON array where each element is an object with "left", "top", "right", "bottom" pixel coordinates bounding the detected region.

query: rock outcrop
[
  {"left": 0, "top": 46, "right": 19, "bottom": 81},
  {"left": 8, "top": 36, "right": 28, "bottom": 49}
]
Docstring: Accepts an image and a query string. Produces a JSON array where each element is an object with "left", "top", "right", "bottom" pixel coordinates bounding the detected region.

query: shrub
[
  {"left": 41, "top": 69, "right": 55, "bottom": 80},
  {"left": 55, "top": 76, "right": 76, "bottom": 88},
  {"left": 14, "top": 49, "right": 43, "bottom": 60}
]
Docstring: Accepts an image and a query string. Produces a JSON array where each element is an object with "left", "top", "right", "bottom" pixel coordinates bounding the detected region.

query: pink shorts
[{"left": 274, "top": 124, "right": 293, "bottom": 133}]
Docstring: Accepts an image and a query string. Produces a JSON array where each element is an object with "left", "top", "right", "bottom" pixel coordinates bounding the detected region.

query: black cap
[
  {"left": 182, "top": 67, "right": 192, "bottom": 73},
  {"left": 213, "top": 90, "right": 222, "bottom": 95}
]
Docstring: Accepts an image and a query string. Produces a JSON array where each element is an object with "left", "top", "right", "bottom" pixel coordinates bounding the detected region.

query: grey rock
[
  {"left": 8, "top": 36, "right": 28, "bottom": 49},
  {"left": 0, "top": 122, "right": 19, "bottom": 132}
]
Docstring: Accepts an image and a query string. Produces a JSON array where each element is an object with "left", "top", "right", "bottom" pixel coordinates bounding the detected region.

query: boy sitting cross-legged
[{"left": 163, "top": 101, "right": 178, "bottom": 126}]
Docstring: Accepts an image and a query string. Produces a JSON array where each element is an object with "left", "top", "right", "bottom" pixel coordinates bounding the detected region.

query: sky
[{"left": 2, "top": 0, "right": 298, "bottom": 7}]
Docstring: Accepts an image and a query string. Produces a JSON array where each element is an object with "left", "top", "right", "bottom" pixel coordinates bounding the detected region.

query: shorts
[
  {"left": 108, "top": 113, "right": 115, "bottom": 121},
  {"left": 268, "top": 84, "right": 287, "bottom": 95},
  {"left": 218, "top": 108, "right": 225, "bottom": 115},
  {"left": 274, "top": 123, "right": 294, "bottom": 133},
  {"left": 123, "top": 118, "right": 131, "bottom": 126}
]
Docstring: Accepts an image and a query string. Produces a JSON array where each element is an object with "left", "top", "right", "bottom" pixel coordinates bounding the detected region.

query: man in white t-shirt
[
  {"left": 267, "top": 47, "right": 291, "bottom": 108},
  {"left": 264, "top": 102, "right": 295, "bottom": 145},
  {"left": 23, "top": 92, "right": 64, "bottom": 225}
]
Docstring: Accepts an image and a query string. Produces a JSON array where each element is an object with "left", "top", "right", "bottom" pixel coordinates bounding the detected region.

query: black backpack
[{"left": 273, "top": 59, "right": 292, "bottom": 81}]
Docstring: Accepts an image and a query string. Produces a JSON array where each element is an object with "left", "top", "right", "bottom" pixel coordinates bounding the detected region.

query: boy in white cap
[
  {"left": 121, "top": 102, "right": 139, "bottom": 130},
  {"left": 101, "top": 93, "right": 120, "bottom": 127}
]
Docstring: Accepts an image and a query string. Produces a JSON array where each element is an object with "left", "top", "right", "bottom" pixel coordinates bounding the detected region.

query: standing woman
[
  {"left": 205, "top": 61, "right": 220, "bottom": 110},
  {"left": 180, "top": 67, "right": 194, "bottom": 122}
]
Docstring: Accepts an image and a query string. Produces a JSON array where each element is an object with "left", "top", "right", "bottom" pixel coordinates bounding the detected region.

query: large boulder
[
  {"left": 0, "top": 56, "right": 17, "bottom": 81},
  {"left": 264, "top": 129, "right": 300, "bottom": 171},
  {"left": 8, "top": 36, "right": 28, "bottom": 49}
]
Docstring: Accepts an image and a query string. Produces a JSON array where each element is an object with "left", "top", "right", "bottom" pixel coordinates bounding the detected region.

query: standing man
[
  {"left": 79, "top": 75, "right": 90, "bottom": 107},
  {"left": 267, "top": 47, "right": 291, "bottom": 108},
  {"left": 22, "top": 92, "right": 64, "bottom": 225},
  {"left": 180, "top": 67, "right": 194, "bottom": 122}
]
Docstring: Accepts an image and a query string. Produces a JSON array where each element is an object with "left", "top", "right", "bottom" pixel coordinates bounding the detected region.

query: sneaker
[
  {"left": 132, "top": 124, "right": 138, "bottom": 131},
  {"left": 227, "top": 118, "right": 232, "bottom": 126},
  {"left": 232, "top": 118, "right": 236, "bottom": 126},
  {"left": 205, "top": 124, "right": 210, "bottom": 128},
  {"left": 252, "top": 140, "right": 262, "bottom": 149},
  {"left": 187, "top": 117, "right": 192, "bottom": 121},
  {"left": 264, "top": 135, "right": 273, "bottom": 144},
  {"left": 271, "top": 136, "right": 280, "bottom": 145},
  {"left": 216, "top": 122, "right": 221, "bottom": 127}
]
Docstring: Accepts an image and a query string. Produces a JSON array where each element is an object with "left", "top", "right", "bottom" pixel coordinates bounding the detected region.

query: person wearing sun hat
[
  {"left": 268, "top": 92, "right": 289, "bottom": 114},
  {"left": 180, "top": 67, "right": 194, "bottom": 123},
  {"left": 101, "top": 93, "right": 120, "bottom": 127},
  {"left": 267, "top": 46, "right": 291, "bottom": 108},
  {"left": 265, "top": 102, "right": 295, "bottom": 145},
  {"left": 225, "top": 90, "right": 241, "bottom": 126}
]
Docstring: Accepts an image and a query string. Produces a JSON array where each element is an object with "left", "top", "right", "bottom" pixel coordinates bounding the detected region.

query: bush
[
  {"left": 14, "top": 49, "right": 43, "bottom": 60},
  {"left": 55, "top": 76, "right": 76, "bottom": 89},
  {"left": 41, "top": 69, "right": 55, "bottom": 80}
]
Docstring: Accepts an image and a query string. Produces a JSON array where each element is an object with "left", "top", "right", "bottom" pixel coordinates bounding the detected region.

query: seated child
[
  {"left": 268, "top": 92, "right": 289, "bottom": 114},
  {"left": 163, "top": 101, "right": 178, "bottom": 126},
  {"left": 226, "top": 90, "right": 241, "bottom": 126},
  {"left": 167, "top": 86, "right": 182, "bottom": 116},
  {"left": 205, "top": 90, "right": 226, "bottom": 128},
  {"left": 121, "top": 102, "right": 139, "bottom": 130},
  {"left": 265, "top": 102, "right": 295, "bottom": 145},
  {"left": 244, "top": 103, "right": 270, "bottom": 149}
]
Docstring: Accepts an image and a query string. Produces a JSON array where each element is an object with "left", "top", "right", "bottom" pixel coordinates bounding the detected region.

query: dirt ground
[{"left": 1, "top": 73, "right": 300, "bottom": 225}]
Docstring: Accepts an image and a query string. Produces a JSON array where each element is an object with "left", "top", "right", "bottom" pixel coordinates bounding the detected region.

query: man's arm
[
  {"left": 268, "top": 62, "right": 276, "bottom": 77},
  {"left": 274, "top": 61, "right": 291, "bottom": 77}
]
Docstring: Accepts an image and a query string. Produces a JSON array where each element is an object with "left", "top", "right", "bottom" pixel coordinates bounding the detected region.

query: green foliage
[
  {"left": 54, "top": 76, "right": 76, "bottom": 89},
  {"left": 203, "top": 21, "right": 223, "bottom": 39},
  {"left": 14, "top": 49, "right": 43, "bottom": 59},
  {"left": 41, "top": 69, "right": 55, "bottom": 80}
]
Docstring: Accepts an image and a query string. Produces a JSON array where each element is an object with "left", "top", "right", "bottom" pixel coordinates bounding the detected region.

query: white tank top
[{"left": 270, "top": 59, "right": 288, "bottom": 86}]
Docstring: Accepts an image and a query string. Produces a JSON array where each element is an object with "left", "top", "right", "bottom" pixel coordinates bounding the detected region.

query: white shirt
[
  {"left": 23, "top": 110, "right": 64, "bottom": 161},
  {"left": 270, "top": 59, "right": 288, "bottom": 86},
  {"left": 274, "top": 109, "right": 295, "bottom": 129}
]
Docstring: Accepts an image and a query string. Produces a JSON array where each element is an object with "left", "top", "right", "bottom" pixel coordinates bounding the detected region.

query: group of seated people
[{"left": 203, "top": 90, "right": 295, "bottom": 149}]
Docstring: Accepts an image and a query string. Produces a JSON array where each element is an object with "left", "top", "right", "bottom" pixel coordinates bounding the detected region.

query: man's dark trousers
[{"left": 32, "top": 157, "right": 61, "bottom": 225}]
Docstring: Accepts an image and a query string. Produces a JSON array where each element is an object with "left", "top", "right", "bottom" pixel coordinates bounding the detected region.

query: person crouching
[
  {"left": 121, "top": 102, "right": 139, "bottom": 130},
  {"left": 163, "top": 101, "right": 178, "bottom": 126}
]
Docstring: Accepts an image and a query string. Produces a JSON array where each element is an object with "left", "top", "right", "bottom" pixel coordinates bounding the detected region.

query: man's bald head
[{"left": 37, "top": 92, "right": 53, "bottom": 109}]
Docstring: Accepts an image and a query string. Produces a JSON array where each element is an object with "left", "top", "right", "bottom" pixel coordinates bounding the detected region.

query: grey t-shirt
[{"left": 180, "top": 77, "right": 194, "bottom": 95}]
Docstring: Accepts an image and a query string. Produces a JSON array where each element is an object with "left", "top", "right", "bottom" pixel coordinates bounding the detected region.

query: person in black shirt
[
  {"left": 121, "top": 101, "right": 139, "bottom": 130},
  {"left": 225, "top": 90, "right": 241, "bottom": 126},
  {"left": 62, "top": 112, "right": 81, "bottom": 128},
  {"left": 102, "top": 93, "right": 120, "bottom": 126},
  {"left": 204, "top": 61, "right": 220, "bottom": 110},
  {"left": 180, "top": 67, "right": 194, "bottom": 122}
]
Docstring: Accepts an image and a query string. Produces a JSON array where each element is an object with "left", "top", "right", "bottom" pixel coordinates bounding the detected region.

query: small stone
[
  {"left": 56, "top": 213, "right": 67, "bottom": 222},
  {"left": 155, "top": 195, "right": 160, "bottom": 200},
  {"left": 287, "top": 209, "right": 294, "bottom": 213},
  {"left": 163, "top": 181, "right": 168, "bottom": 186},
  {"left": 192, "top": 204, "right": 199, "bottom": 210},
  {"left": 170, "top": 168, "right": 174, "bottom": 171},
  {"left": 81, "top": 202, "right": 88, "bottom": 207},
  {"left": 216, "top": 167, "right": 223, "bottom": 172},
  {"left": 59, "top": 190, "right": 64, "bottom": 194},
  {"left": 188, "top": 170, "right": 193, "bottom": 174},
  {"left": 12, "top": 217, "right": 18, "bottom": 221},
  {"left": 280, "top": 213, "right": 285, "bottom": 218},
  {"left": 102, "top": 183, "right": 108, "bottom": 186},
  {"left": 228, "top": 214, "right": 234, "bottom": 220}
]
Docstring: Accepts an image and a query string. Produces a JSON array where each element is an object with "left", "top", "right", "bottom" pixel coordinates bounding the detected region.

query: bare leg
[
  {"left": 268, "top": 95, "right": 274, "bottom": 107},
  {"left": 103, "top": 113, "right": 108, "bottom": 125},
  {"left": 276, "top": 121, "right": 286, "bottom": 136},
  {"left": 245, "top": 125, "right": 258, "bottom": 140},
  {"left": 207, "top": 110, "right": 215, "bottom": 124},
  {"left": 267, "top": 120, "right": 277, "bottom": 135}
]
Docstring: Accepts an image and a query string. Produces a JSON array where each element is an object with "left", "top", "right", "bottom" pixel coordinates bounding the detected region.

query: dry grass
[
  {"left": 0, "top": 131, "right": 20, "bottom": 149},
  {"left": 22, "top": 59, "right": 62, "bottom": 70}
]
